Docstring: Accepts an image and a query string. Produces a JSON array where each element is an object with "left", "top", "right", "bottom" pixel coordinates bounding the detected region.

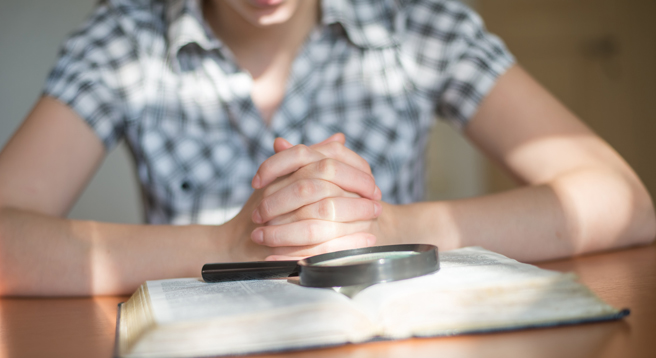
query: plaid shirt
[{"left": 44, "top": 0, "right": 514, "bottom": 225}]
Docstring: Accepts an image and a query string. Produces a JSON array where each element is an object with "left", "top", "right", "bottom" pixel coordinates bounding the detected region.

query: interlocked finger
[
  {"left": 254, "top": 141, "right": 375, "bottom": 190},
  {"left": 310, "top": 140, "right": 372, "bottom": 175},
  {"left": 253, "top": 144, "right": 325, "bottom": 189},
  {"left": 265, "top": 232, "right": 377, "bottom": 260},
  {"left": 260, "top": 158, "right": 379, "bottom": 201},
  {"left": 267, "top": 197, "right": 382, "bottom": 226},
  {"left": 254, "top": 179, "right": 353, "bottom": 224},
  {"left": 251, "top": 219, "right": 374, "bottom": 247}
]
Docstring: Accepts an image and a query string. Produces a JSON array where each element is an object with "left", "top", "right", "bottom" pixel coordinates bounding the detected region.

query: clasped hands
[{"left": 228, "top": 133, "right": 386, "bottom": 261}]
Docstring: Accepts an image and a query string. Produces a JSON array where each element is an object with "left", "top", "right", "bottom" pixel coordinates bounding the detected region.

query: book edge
[
  {"left": 114, "top": 302, "right": 124, "bottom": 358},
  {"left": 112, "top": 303, "right": 630, "bottom": 358},
  {"left": 411, "top": 308, "right": 631, "bottom": 338}
]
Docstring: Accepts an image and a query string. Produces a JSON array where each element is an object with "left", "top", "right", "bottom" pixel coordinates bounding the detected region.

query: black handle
[{"left": 202, "top": 261, "right": 300, "bottom": 282}]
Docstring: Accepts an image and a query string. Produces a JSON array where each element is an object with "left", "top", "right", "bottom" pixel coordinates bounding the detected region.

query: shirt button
[{"left": 181, "top": 180, "right": 192, "bottom": 191}]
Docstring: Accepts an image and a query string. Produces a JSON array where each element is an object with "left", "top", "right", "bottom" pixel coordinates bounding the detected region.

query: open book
[{"left": 115, "top": 247, "right": 628, "bottom": 358}]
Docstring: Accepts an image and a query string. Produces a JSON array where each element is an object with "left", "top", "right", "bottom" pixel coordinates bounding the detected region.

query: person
[{"left": 0, "top": 0, "right": 653, "bottom": 297}]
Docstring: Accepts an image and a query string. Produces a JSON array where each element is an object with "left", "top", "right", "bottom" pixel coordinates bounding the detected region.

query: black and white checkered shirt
[{"left": 44, "top": 0, "right": 514, "bottom": 225}]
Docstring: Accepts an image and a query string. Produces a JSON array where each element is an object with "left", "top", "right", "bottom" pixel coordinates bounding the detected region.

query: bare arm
[
  {"left": 242, "top": 65, "right": 655, "bottom": 262},
  {"left": 0, "top": 97, "right": 268, "bottom": 296},
  {"left": 377, "top": 65, "right": 656, "bottom": 261},
  {"left": 0, "top": 98, "right": 380, "bottom": 296},
  {"left": 215, "top": 65, "right": 654, "bottom": 263}
]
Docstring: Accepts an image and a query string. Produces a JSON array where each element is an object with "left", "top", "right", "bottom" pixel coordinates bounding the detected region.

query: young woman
[{"left": 0, "top": 0, "right": 653, "bottom": 296}]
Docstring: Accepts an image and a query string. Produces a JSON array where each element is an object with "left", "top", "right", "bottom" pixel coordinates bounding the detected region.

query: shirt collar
[
  {"left": 321, "top": 0, "right": 399, "bottom": 48},
  {"left": 166, "top": 0, "right": 222, "bottom": 61},
  {"left": 165, "top": 0, "right": 399, "bottom": 62}
]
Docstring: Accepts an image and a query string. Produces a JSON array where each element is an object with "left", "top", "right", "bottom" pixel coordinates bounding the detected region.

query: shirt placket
[
  {"left": 269, "top": 28, "right": 334, "bottom": 147},
  {"left": 206, "top": 44, "right": 275, "bottom": 166},
  {"left": 224, "top": 71, "right": 276, "bottom": 165}
]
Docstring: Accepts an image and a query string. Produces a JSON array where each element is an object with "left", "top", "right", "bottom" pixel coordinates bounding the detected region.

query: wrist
[
  {"left": 222, "top": 207, "right": 271, "bottom": 262},
  {"left": 374, "top": 201, "right": 401, "bottom": 246},
  {"left": 377, "top": 201, "right": 461, "bottom": 250}
]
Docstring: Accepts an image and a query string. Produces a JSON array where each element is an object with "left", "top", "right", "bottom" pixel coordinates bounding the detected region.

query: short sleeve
[
  {"left": 43, "top": 3, "right": 139, "bottom": 150},
  {"left": 404, "top": 0, "right": 515, "bottom": 128}
]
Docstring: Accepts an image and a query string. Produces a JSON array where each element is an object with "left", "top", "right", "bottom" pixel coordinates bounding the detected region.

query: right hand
[
  {"left": 255, "top": 134, "right": 383, "bottom": 260},
  {"left": 225, "top": 134, "right": 383, "bottom": 261}
]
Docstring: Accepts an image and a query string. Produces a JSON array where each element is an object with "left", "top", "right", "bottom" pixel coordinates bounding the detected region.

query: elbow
[
  {"left": 0, "top": 206, "right": 25, "bottom": 297},
  {"left": 561, "top": 168, "right": 656, "bottom": 255},
  {"left": 595, "top": 171, "right": 656, "bottom": 250},
  {"left": 0, "top": 206, "right": 11, "bottom": 297},
  {"left": 629, "top": 184, "right": 656, "bottom": 247}
]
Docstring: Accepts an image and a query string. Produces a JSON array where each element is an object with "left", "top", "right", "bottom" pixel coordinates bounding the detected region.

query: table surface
[{"left": 1, "top": 243, "right": 654, "bottom": 358}]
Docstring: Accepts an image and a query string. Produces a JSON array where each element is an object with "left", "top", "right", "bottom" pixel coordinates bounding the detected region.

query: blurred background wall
[
  {"left": 478, "top": 0, "right": 656, "bottom": 197},
  {"left": 0, "top": 0, "right": 141, "bottom": 223},
  {"left": 1, "top": 0, "right": 654, "bottom": 224}
]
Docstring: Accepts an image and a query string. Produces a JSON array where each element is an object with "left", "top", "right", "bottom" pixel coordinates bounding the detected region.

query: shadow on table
[
  {"left": 0, "top": 296, "right": 125, "bottom": 358},
  {"left": 247, "top": 319, "right": 628, "bottom": 358}
]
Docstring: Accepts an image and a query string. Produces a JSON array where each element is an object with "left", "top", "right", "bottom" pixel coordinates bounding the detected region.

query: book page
[
  {"left": 352, "top": 247, "right": 562, "bottom": 310},
  {"left": 128, "top": 277, "right": 377, "bottom": 357},
  {"left": 351, "top": 247, "right": 619, "bottom": 338},
  {"left": 146, "top": 277, "right": 351, "bottom": 324}
]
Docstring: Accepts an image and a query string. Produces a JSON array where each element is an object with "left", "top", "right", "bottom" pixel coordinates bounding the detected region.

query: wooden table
[{"left": 1, "top": 244, "right": 654, "bottom": 358}]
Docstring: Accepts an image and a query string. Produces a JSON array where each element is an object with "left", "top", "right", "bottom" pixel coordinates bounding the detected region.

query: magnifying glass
[{"left": 202, "top": 244, "right": 439, "bottom": 289}]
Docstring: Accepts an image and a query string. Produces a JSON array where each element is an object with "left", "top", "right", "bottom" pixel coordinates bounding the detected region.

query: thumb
[
  {"left": 311, "top": 133, "right": 346, "bottom": 148},
  {"left": 273, "top": 137, "right": 294, "bottom": 153}
]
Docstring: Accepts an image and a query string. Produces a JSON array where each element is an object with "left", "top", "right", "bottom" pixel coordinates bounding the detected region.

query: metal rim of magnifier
[{"left": 297, "top": 244, "right": 439, "bottom": 288}]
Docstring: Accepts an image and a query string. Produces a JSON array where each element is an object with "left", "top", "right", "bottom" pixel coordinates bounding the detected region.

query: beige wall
[{"left": 479, "top": 0, "right": 656, "bottom": 198}]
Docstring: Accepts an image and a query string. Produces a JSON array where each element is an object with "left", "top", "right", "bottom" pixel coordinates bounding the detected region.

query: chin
[{"left": 235, "top": 0, "right": 301, "bottom": 27}]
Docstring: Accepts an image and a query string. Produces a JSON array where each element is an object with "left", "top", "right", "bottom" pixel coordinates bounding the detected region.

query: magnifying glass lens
[{"left": 312, "top": 251, "right": 420, "bottom": 267}]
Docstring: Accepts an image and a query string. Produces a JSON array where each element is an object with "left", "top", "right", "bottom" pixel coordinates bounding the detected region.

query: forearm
[
  {"left": 0, "top": 207, "right": 240, "bottom": 296},
  {"left": 386, "top": 169, "right": 656, "bottom": 262}
]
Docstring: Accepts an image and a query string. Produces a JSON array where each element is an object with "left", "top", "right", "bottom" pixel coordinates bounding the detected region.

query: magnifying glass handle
[{"left": 202, "top": 261, "right": 300, "bottom": 283}]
